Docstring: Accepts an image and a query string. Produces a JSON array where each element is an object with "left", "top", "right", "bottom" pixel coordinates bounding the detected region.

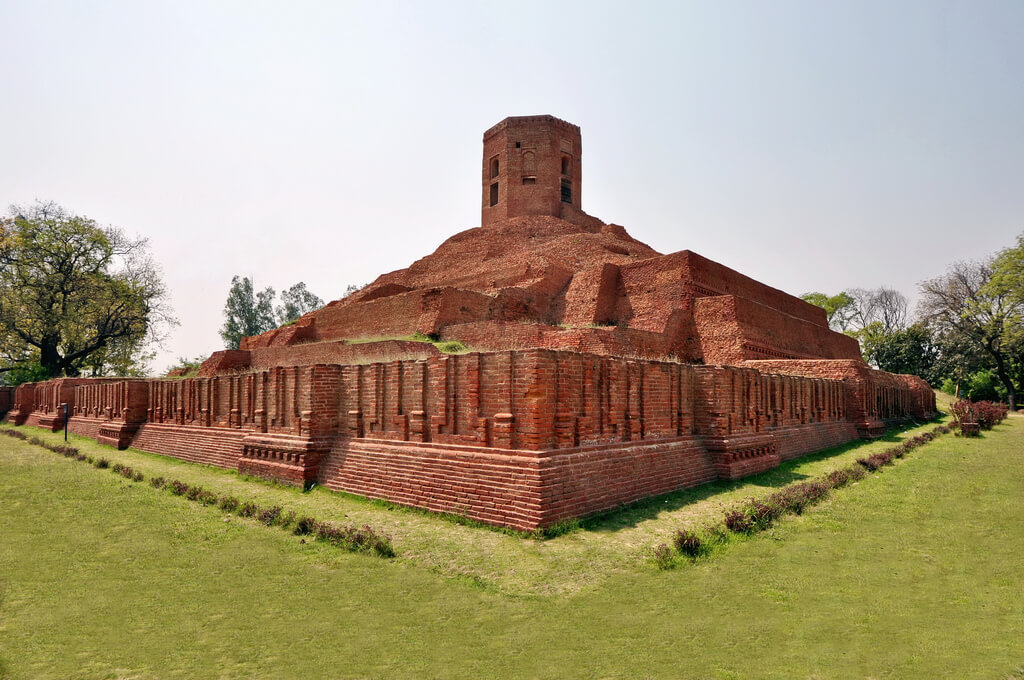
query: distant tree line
[
  {"left": 219, "top": 277, "right": 326, "bottom": 349},
  {"left": 803, "top": 233, "right": 1024, "bottom": 410}
]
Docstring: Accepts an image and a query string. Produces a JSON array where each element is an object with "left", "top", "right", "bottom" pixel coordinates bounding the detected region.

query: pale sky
[{"left": 1, "top": 0, "right": 1021, "bottom": 373}]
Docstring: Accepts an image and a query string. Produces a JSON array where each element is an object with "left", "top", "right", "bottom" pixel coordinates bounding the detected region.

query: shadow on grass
[
  {"left": 575, "top": 421, "right": 938, "bottom": 534},
  {"left": 0, "top": 416, "right": 945, "bottom": 542}
]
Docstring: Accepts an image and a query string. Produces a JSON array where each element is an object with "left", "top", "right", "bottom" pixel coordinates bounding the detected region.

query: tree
[
  {"left": 919, "top": 258, "right": 1023, "bottom": 411},
  {"left": 861, "top": 323, "right": 939, "bottom": 382},
  {"left": 220, "top": 276, "right": 276, "bottom": 349},
  {"left": 276, "top": 282, "right": 323, "bottom": 325},
  {"left": 800, "top": 291, "right": 856, "bottom": 331},
  {"left": 0, "top": 201, "right": 172, "bottom": 378},
  {"left": 872, "top": 287, "right": 908, "bottom": 333}
]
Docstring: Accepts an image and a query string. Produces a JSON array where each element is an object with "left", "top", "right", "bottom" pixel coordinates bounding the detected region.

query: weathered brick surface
[{"left": 0, "top": 116, "right": 941, "bottom": 530}]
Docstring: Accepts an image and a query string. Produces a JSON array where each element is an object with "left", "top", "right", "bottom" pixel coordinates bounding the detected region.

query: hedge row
[
  {"left": 0, "top": 427, "right": 395, "bottom": 559},
  {"left": 653, "top": 423, "right": 952, "bottom": 569}
]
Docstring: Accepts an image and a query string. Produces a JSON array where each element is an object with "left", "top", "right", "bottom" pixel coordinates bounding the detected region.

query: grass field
[{"left": 1, "top": 401, "right": 1022, "bottom": 678}]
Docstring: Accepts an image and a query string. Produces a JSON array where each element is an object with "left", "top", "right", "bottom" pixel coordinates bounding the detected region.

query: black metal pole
[{"left": 64, "top": 402, "right": 68, "bottom": 441}]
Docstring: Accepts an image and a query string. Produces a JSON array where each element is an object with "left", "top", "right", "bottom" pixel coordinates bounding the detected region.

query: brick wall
[{"left": 4, "top": 349, "right": 937, "bottom": 530}]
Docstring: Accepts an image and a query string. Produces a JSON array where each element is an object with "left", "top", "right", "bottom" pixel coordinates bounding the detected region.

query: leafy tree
[
  {"left": 0, "top": 201, "right": 172, "bottom": 378},
  {"left": 800, "top": 291, "right": 856, "bottom": 331},
  {"left": 276, "top": 282, "right": 323, "bottom": 325},
  {"left": 861, "top": 323, "right": 940, "bottom": 382},
  {"left": 920, "top": 257, "right": 1023, "bottom": 411},
  {"left": 220, "top": 276, "right": 276, "bottom": 349}
]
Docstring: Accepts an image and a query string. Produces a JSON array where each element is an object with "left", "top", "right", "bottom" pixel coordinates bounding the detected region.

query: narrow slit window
[
  {"left": 561, "top": 156, "right": 570, "bottom": 175},
  {"left": 490, "top": 156, "right": 499, "bottom": 179},
  {"left": 490, "top": 182, "right": 499, "bottom": 206},
  {"left": 561, "top": 179, "right": 572, "bottom": 203}
]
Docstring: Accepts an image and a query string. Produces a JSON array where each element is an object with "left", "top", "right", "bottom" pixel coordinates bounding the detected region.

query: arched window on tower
[
  {"left": 561, "top": 155, "right": 571, "bottom": 175},
  {"left": 490, "top": 156, "right": 499, "bottom": 179}
]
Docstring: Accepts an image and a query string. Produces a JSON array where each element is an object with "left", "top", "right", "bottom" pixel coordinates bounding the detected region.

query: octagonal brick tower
[{"left": 481, "top": 115, "right": 591, "bottom": 227}]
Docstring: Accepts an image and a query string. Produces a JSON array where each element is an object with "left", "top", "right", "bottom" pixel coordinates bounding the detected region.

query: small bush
[
  {"left": 237, "top": 501, "right": 259, "bottom": 518},
  {"left": 28, "top": 436, "right": 45, "bottom": 447},
  {"left": 133, "top": 471, "right": 144, "bottom": 482},
  {"left": 94, "top": 458, "right": 109, "bottom": 469},
  {"left": 747, "top": 498, "right": 784, "bottom": 530},
  {"left": 196, "top": 490, "right": 218, "bottom": 506},
  {"left": 856, "top": 450, "right": 895, "bottom": 472},
  {"left": 149, "top": 476, "right": 166, "bottom": 489},
  {"left": 673, "top": 529, "right": 702, "bottom": 557},
  {"left": 258, "top": 506, "right": 282, "bottom": 525},
  {"left": 169, "top": 480, "right": 190, "bottom": 496},
  {"left": 217, "top": 495, "right": 239, "bottom": 512},
  {"left": 652, "top": 544, "right": 675, "bottom": 570},
  {"left": 771, "top": 480, "right": 829, "bottom": 515},
  {"left": 112, "top": 463, "right": 125, "bottom": 474},
  {"left": 724, "top": 508, "right": 754, "bottom": 533},
  {"left": 292, "top": 516, "right": 319, "bottom": 535},
  {"left": 185, "top": 485, "right": 205, "bottom": 502}
]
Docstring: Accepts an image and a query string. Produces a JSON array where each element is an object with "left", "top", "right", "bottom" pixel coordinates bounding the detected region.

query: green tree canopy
[
  {"left": 219, "top": 276, "right": 276, "bottom": 349},
  {"left": 0, "top": 201, "right": 172, "bottom": 380},
  {"left": 800, "top": 291, "right": 856, "bottom": 331},
  {"left": 920, "top": 251, "right": 1023, "bottom": 411},
  {"left": 276, "top": 282, "right": 323, "bottom": 325}
]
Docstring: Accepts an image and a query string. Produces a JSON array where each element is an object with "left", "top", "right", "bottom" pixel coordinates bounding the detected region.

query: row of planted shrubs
[
  {"left": 0, "top": 428, "right": 395, "bottom": 558},
  {"left": 951, "top": 399, "right": 1009, "bottom": 436},
  {"left": 654, "top": 423, "right": 952, "bottom": 569}
]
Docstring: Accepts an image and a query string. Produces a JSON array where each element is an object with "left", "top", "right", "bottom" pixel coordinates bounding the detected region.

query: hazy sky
[{"left": 1, "top": 0, "right": 1021, "bottom": 373}]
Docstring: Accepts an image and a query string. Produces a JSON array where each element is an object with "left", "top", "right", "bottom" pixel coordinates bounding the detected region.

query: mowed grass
[
  {"left": 0, "top": 409, "right": 957, "bottom": 598},
  {"left": 0, "top": 404, "right": 1022, "bottom": 677}
]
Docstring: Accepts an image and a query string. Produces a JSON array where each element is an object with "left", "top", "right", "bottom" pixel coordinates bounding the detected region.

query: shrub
[
  {"left": 279, "top": 510, "right": 296, "bottom": 528},
  {"left": 747, "top": 498, "right": 784, "bottom": 529},
  {"left": 258, "top": 506, "right": 282, "bottom": 525},
  {"left": 652, "top": 543, "right": 674, "bottom": 570},
  {"left": 320, "top": 523, "right": 396, "bottom": 558},
  {"left": 29, "top": 436, "right": 45, "bottom": 447},
  {"left": 94, "top": 458, "right": 109, "bottom": 469},
  {"left": 196, "top": 490, "right": 218, "bottom": 506},
  {"left": 771, "top": 480, "right": 829, "bottom": 515},
  {"left": 185, "top": 485, "right": 205, "bottom": 502},
  {"left": 856, "top": 450, "right": 895, "bottom": 472},
  {"left": 217, "top": 495, "right": 239, "bottom": 512},
  {"left": 237, "top": 501, "right": 259, "bottom": 518},
  {"left": 133, "top": 471, "right": 144, "bottom": 482},
  {"left": 724, "top": 508, "right": 754, "bottom": 533},
  {"left": 149, "top": 476, "right": 166, "bottom": 489},
  {"left": 112, "top": 463, "right": 125, "bottom": 474},
  {"left": 673, "top": 529, "right": 702, "bottom": 557},
  {"left": 292, "top": 516, "right": 319, "bottom": 535},
  {"left": 169, "top": 480, "right": 190, "bottom": 496}
]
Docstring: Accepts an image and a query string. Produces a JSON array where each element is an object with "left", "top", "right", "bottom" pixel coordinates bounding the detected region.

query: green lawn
[{"left": 1, "top": 405, "right": 1023, "bottom": 678}]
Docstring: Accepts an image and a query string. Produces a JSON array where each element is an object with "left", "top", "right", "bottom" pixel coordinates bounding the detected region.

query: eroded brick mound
[{"left": 235, "top": 214, "right": 860, "bottom": 368}]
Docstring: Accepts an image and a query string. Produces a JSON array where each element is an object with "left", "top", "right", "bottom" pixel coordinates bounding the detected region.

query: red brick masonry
[
  {"left": 0, "top": 115, "right": 939, "bottom": 529},
  {"left": 4, "top": 350, "right": 934, "bottom": 530}
]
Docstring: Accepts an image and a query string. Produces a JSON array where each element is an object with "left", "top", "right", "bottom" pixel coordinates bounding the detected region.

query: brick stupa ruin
[{"left": 3, "top": 115, "right": 935, "bottom": 530}]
